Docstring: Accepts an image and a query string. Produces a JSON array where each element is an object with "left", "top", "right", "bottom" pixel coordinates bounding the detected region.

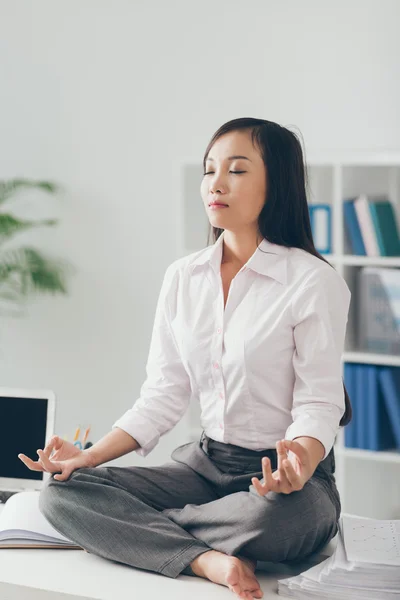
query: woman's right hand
[{"left": 18, "top": 435, "right": 97, "bottom": 481}]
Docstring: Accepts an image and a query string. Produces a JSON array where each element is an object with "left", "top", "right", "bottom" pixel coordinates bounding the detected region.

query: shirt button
[
  {"left": 219, "top": 392, "right": 224, "bottom": 399},
  {"left": 219, "top": 423, "right": 223, "bottom": 429},
  {"left": 217, "top": 327, "right": 222, "bottom": 334},
  {"left": 213, "top": 362, "right": 219, "bottom": 369}
]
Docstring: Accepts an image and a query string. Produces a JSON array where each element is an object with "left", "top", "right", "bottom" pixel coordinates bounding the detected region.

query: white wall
[{"left": 0, "top": 0, "right": 399, "bottom": 467}]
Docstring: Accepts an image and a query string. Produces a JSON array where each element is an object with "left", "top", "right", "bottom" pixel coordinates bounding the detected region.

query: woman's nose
[{"left": 209, "top": 173, "right": 226, "bottom": 194}]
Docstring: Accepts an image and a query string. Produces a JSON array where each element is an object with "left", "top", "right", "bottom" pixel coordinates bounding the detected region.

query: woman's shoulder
[
  {"left": 288, "top": 247, "right": 341, "bottom": 281},
  {"left": 287, "top": 247, "right": 351, "bottom": 299}
]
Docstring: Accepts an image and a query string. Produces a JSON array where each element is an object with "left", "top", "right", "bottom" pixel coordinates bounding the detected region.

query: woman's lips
[{"left": 209, "top": 204, "right": 228, "bottom": 210}]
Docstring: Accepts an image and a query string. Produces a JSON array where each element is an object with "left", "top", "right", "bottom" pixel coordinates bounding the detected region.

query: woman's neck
[{"left": 221, "top": 231, "right": 262, "bottom": 267}]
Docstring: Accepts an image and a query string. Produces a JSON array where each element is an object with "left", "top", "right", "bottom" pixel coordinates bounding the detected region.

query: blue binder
[
  {"left": 355, "top": 364, "right": 367, "bottom": 449},
  {"left": 344, "top": 363, "right": 357, "bottom": 448},
  {"left": 378, "top": 367, "right": 400, "bottom": 448},
  {"left": 365, "top": 365, "right": 396, "bottom": 451},
  {"left": 308, "top": 204, "right": 332, "bottom": 254},
  {"left": 343, "top": 199, "right": 367, "bottom": 255}
]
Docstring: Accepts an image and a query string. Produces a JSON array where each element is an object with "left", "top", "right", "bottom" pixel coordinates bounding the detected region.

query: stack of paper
[{"left": 278, "top": 515, "right": 400, "bottom": 599}]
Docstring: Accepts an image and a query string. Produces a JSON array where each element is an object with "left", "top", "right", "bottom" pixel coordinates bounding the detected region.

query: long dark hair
[{"left": 203, "top": 117, "right": 351, "bottom": 427}]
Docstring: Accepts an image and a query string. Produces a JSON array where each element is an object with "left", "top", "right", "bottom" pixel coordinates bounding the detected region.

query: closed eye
[{"left": 203, "top": 171, "right": 246, "bottom": 176}]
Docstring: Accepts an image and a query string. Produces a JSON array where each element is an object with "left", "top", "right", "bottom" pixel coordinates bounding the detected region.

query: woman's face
[{"left": 201, "top": 130, "right": 267, "bottom": 234}]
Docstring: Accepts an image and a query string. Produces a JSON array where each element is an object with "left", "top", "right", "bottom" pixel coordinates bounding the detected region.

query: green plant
[{"left": 0, "top": 178, "right": 73, "bottom": 316}]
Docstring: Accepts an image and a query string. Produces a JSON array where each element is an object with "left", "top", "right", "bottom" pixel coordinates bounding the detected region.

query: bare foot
[{"left": 191, "top": 550, "right": 263, "bottom": 599}]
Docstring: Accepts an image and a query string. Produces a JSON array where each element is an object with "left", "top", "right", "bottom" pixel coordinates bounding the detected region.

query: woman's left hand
[{"left": 251, "top": 439, "right": 311, "bottom": 496}]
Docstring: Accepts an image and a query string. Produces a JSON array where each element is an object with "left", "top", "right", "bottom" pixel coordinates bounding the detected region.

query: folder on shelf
[
  {"left": 344, "top": 363, "right": 366, "bottom": 450},
  {"left": 355, "top": 364, "right": 368, "bottom": 449},
  {"left": 343, "top": 199, "right": 367, "bottom": 256},
  {"left": 365, "top": 365, "right": 396, "bottom": 451},
  {"left": 343, "top": 363, "right": 357, "bottom": 448},
  {"left": 353, "top": 194, "right": 380, "bottom": 256},
  {"left": 378, "top": 367, "right": 400, "bottom": 448},
  {"left": 368, "top": 200, "right": 400, "bottom": 257},
  {"left": 308, "top": 204, "right": 332, "bottom": 254},
  {"left": 346, "top": 194, "right": 400, "bottom": 258},
  {"left": 357, "top": 267, "right": 400, "bottom": 355}
]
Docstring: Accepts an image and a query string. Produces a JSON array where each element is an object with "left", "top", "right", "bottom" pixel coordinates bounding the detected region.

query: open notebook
[{"left": 0, "top": 490, "right": 81, "bottom": 549}]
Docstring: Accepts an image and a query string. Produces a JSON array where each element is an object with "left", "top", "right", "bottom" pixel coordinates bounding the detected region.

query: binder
[
  {"left": 343, "top": 363, "right": 357, "bottom": 447},
  {"left": 308, "top": 204, "right": 332, "bottom": 254},
  {"left": 378, "top": 367, "right": 400, "bottom": 448},
  {"left": 343, "top": 199, "right": 367, "bottom": 255},
  {"left": 354, "top": 194, "right": 380, "bottom": 256},
  {"left": 365, "top": 365, "right": 396, "bottom": 451},
  {"left": 368, "top": 200, "right": 400, "bottom": 257},
  {"left": 357, "top": 268, "right": 400, "bottom": 355}
]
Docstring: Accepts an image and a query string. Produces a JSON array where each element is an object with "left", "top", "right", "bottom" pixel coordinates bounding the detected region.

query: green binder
[{"left": 369, "top": 200, "right": 400, "bottom": 256}]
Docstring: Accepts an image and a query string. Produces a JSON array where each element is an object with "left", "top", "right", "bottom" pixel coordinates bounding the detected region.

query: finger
[
  {"left": 43, "top": 436, "right": 60, "bottom": 459},
  {"left": 42, "top": 437, "right": 55, "bottom": 458},
  {"left": 53, "top": 461, "right": 76, "bottom": 481},
  {"left": 283, "top": 459, "right": 302, "bottom": 490},
  {"left": 229, "top": 582, "right": 251, "bottom": 600},
  {"left": 18, "top": 454, "right": 44, "bottom": 472},
  {"left": 283, "top": 440, "right": 307, "bottom": 465},
  {"left": 54, "top": 466, "right": 71, "bottom": 481},
  {"left": 261, "top": 457, "right": 278, "bottom": 492},
  {"left": 37, "top": 456, "right": 46, "bottom": 470},
  {"left": 251, "top": 476, "right": 269, "bottom": 496},
  {"left": 272, "top": 462, "right": 293, "bottom": 494},
  {"left": 276, "top": 439, "right": 288, "bottom": 473},
  {"left": 270, "top": 445, "right": 293, "bottom": 494},
  {"left": 37, "top": 449, "right": 62, "bottom": 474}
]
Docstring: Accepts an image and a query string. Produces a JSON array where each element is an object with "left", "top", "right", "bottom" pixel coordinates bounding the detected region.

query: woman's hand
[
  {"left": 18, "top": 435, "right": 96, "bottom": 481},
  {"left": 251, "top": 439, "right": 312, "bottom": 496}
]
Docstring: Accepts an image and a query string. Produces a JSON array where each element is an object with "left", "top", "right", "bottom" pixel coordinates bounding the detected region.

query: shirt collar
[{"left": 188, "top": 231, "right": 288, "bottom": 285}]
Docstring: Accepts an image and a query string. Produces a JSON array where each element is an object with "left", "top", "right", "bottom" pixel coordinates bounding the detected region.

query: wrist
[
  {"left": 83, "top": 447, "right": 99, "bottom": 468},
  {"left": 291, "top": 436, "right": 324, "bottom": 476}
]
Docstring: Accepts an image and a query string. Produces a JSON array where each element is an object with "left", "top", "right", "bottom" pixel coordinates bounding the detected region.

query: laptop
[{"left": 0, "top": 388, "right": 56, "bottom": 496}]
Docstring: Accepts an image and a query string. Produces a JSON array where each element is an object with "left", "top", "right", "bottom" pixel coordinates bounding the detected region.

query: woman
[{"left": 19, "top": 117, "right": 351, "bottom": 600}]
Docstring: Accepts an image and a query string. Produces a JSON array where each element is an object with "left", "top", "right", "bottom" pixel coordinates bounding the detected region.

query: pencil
[
  {"left": 82, "top": 426, "right": 91, "bottom": 446},
  {"left": 73, "top": 426, "right": 81, "bottom": 443}
]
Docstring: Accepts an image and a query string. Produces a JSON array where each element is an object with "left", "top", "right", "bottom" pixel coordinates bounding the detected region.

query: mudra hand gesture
[
  {"left": 252, "top": 439, "right": 311, "bottom": 496},
  {"left": 18, "top": 435, "right": 95, "bottom": 481}
]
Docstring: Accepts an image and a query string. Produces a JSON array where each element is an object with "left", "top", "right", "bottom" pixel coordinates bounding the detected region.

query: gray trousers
[{"left": 39, "top": 432, "right": 341, "bottom": 579}]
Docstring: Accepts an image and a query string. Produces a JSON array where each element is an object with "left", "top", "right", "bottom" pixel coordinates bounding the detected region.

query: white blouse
[{"left": 113, "top": 232, "right": 351, "bottom": 461}]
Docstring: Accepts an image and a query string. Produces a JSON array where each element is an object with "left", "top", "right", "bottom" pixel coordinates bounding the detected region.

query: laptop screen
[{"left": 0, "top": 396, "right": 48, "bottom": 481}]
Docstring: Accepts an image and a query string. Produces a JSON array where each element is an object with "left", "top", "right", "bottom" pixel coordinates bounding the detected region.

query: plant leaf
[
  {"left": 0, "top": 247, "right": 73, "bottom": 296},
  {"left": 0, "top": 179, "right": 59, "bottom": 205},
  {"left": 0, "top": 213, "right": 58, "bottom": 243}
]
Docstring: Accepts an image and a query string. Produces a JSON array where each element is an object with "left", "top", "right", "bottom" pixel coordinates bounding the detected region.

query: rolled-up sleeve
[
  {"left": 112, "top": 262, "right": 191, "bottom": 457},
  {"left": 285, "top": 268, "right": 351, "bottom": 460}
]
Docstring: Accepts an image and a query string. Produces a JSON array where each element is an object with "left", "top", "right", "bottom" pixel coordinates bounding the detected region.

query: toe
[{"left": 229, "top": 583, "right": 242, "bottom": 596}]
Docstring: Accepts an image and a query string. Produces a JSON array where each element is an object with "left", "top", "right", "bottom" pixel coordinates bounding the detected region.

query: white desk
[{"left": 0, "top": 503, "right": 335, "bottom": 600}]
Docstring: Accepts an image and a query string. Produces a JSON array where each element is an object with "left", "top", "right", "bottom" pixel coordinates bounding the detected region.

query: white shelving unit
[
  {"left": 179, "top": 152, "right": 400, "bottom": 520},
  {"left": 306, "top": 153, "right": 400, "bottom": 519}
]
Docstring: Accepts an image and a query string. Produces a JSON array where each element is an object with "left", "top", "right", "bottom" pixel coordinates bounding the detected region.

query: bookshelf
[
  {"left": 179, "top": 152, "right": 400, "bottom": 519},
  {"left": 307, "top": 154, "right": 400, "bottom": 519}
]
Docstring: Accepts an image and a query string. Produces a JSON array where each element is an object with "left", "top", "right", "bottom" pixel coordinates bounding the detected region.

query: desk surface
[{"left": 0, "top": 503, "right": 335, "bottom": 600}]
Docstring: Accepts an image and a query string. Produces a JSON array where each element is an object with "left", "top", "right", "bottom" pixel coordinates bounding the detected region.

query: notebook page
[
  {"left": 0, "top": 491, "right": 74, "bottom": 544},
  {"left": 0, "top": 529, "right": 69, "bottom": 543},
  {"left": 342, "top": 515, "right": 400, "bottom": 566}
]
